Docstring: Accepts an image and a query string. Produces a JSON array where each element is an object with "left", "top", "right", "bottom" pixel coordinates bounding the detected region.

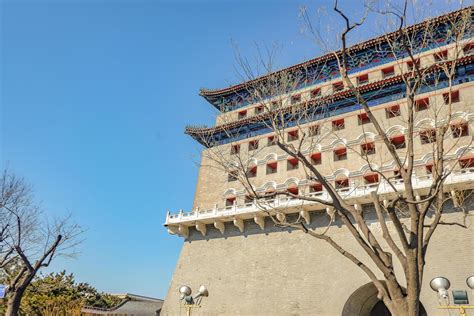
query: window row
[
  {"left": 228, "top": 125, "right": 470, "bottom": 181},
  {"left": 233, "top": 44, "right": 471, "bottom": 121},
  {"left": 225, "top": 157, "right": 474, "bottom": 205},
  {"left": 231, "top": 118, "right": 467, "bottom": 154}
]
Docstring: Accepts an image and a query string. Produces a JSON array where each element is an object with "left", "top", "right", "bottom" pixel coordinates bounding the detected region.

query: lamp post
[
  {"left": 178, "top": 284, "right": 209, "bottom": 316},
  {"left": 430, "top": 276, "right": 474, "bottom": 316}
]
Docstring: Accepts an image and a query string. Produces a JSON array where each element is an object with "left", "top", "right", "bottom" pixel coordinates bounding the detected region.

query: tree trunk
[{"left": 5, "top": 287, "right": 27, "bottom": 316}]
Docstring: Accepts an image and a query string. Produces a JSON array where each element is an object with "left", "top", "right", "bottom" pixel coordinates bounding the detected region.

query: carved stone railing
[{"left": 165, "top": 168, "right": 474, "bottom": 236}]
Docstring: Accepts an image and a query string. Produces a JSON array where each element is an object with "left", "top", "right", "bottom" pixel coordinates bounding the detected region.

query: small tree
[
  {"left": 196, "top": 3, "right": 473, "bottom": 316},
  {"left": 0, "top": 170, "right": 83, "bottom": 316}
]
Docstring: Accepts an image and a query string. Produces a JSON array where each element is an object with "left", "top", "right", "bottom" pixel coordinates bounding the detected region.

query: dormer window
[
  {"left": 333, "top": 82, "right": 344, "bottom": 92},
  {"left": 443, "top": 91, "right": 460, "bottom": 104},
  {"left": 358, "top": 113, "right": 370, "bottom": 125},
  {"left": 334, "top": 148, "right": 347, "bottom": 161},
  {"left": 386, "top": 105, "right": 401, "bottom": 118},
  {"left": 361, "top": 142, "right": 375, "bottom": 155},
  {"left": 390, "top": 135, "right": 406, "bottom": 149},
  {"left": 357, "top": 74, "right": 369, "bottom": 85},
  {"left": 311, "top": 88, "right": 321, "bottom": 98},
  {"left": 310, "top": 152, "right": 322, "bottom": 165},
  {"left": 287, "top": 158, "right": 299, "bottom": 170},
  {"left": 248, "top": 140, "right": 259, "bottom": 151},
  {"left": 415, "top": 98, "right": 429, "bottom": 111},
  {"left": 291, "top": 94, "right": 301, "bottom": 104},
  {"left": 332, "top": 119, "right": 345, "bottom": 131},
  {"left": 287, "top": 130, "right": 299, "bottom": 142},
  {"left": 434, "top": 50, "right": 448, "bottom": 62},
  {"left": 381, "top": 66, "right": 395, "bottom": 78},
  {"left": 238, "top": 110, "right": 247, "bottom": 119},
  {"left": 255, "top": 106, "right": 264, "bottom": 115}
]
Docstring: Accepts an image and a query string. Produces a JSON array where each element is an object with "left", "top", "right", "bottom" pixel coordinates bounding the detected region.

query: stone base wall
[{"left": 161, "top": 210, "right": 474, "bottom": 316}]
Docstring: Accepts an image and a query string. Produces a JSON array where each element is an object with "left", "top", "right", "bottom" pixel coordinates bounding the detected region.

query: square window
[
  {"left": 459, "top": 158, "right": 474, "bottom": 169},
  {"left": 357, "top": 74, "right": 369, "bottom": 85},
  {"left": 425, "top": 164, "right": 433, "bottom": 174},
  {"left": 225, "top": 197, "right": 236, "bottom": 207},
  {"left": 407, "top": 59, "right": 420, "bottom": 71},
  {"left": 266, "top": 162, "right": 278, "bottom": 175},
  {"left": 247, "top": 166, "right": 257, "bottom": 178},
  {"left": 393, "top": 168, "right": 407, "bottom": 180},
  {"left": 443, "top": 91, "right": 460, "bottom": 104},
  {"left": 291, "top": 94, "right": 301, "bottom": 104},
  {"left": 434, "top": 50, "right": 448, "bottom": 62},
  {"left": 309, "top": 125, "right": 320, "bottom": 136},
  {"left": 249, "top": 140, "right": 259, "bottom": 151},
  {"left": 244, "top": 195, "right": 253, "bottom": 205},
  {"left": 334, "top": 148, "right": 347, "bottom": 161},
  {"left": 287, "top": 186, "right": 299, "bottom": 195},
  {"left": 267, "top": 136, "right": 276, "bottom": 146},
  {"left": 309, "top": 182, "right": 323, "bottom": 193},
  {"left": 358, "top": 113, "right": 370, "bottom": 125},
  {"left": 311, "top": 88, "right": 321, "bottom": 98},
  {"left": 451, "top": 123, "right": 469, "bottom": 138},
  {"left": 364, "top": 173, "right": 379, "bottom": 184},
  {"left": 386, "top": 105, "right": 401, "bottom": 118},
  {"left": 287, "top": 130, "right": 299, "bottom": 142},
  {"left": 420, "top": 130, "right": 436, "bottom": 144},
  {"left": 333, "top": 82, "right": 344, "bottom": 92},
  {"left": 391, "top": 135, "right": 406, "bottom": 149},
  {"left": 361, "top": 142, "right": 375, "bottom": 155},
  {"left": 287, "top": 158, "right": 299, "bottom": 170},
  {"left": 415, "top": 98, "right": 429, "bottom": 111},
  {"left": 238, "top": 110, "right": 247, "bottom": 119},
  {"left": 255, "top": 106, "right": 264, "bottom": 115},
  {"left": 335, "top": 178, "right": 349, "bottom": 189},
  {"left": 381, "top": 66, "right": 395, "bottom": 78},
  {"left": 311, "top": 152, "right": 322, "bottom": 165},
  {"left": 463, "top": 43, "right": 474, "bottom": 55},
  {"left": 231, "top": 144, "right": 240, "bottom": 155},
  {"left": 228, "top": 171, "right": 238, "bottom": 182},
  {"left": 332, "top": 119, "right": 345, "bottom": 131}
]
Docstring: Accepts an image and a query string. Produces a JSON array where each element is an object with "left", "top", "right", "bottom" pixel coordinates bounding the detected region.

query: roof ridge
[{"left": 199, "top": 6, "right": 472, "bottom": 98}]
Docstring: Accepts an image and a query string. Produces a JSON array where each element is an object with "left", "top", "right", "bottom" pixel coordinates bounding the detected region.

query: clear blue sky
[{"left": 0, "top": 0, "right": 460, "bottom": 299}]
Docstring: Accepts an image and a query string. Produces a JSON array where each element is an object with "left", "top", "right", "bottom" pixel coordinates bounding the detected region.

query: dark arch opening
[{"left": 342, "top": 282, "right": 427, "bottom": 316}]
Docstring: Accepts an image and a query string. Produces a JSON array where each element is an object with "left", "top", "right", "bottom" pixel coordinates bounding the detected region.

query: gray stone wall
[{"left": 161, "top": 209, "right": 474, "bottom": 315}]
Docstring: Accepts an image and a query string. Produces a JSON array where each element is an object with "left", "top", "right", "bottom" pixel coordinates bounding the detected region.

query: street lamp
[
  {"left": 430, "top": 276, "right": 474, "bottom": 316},
  {"left": 179, "top": 284, "right": 209, "bottom": 316}
]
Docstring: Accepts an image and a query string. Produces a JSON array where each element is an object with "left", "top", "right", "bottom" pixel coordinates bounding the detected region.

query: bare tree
[
  {"left": 189, "top": 3, "right": 473, "bottom": 316},
  {"left": 0, "top": 170, "right": 82, "bottom": 316}
]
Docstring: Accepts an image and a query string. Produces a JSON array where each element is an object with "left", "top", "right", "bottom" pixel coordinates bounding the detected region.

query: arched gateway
[{"left": 342, "top": 282, "right": 427, "bottom": 316}]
